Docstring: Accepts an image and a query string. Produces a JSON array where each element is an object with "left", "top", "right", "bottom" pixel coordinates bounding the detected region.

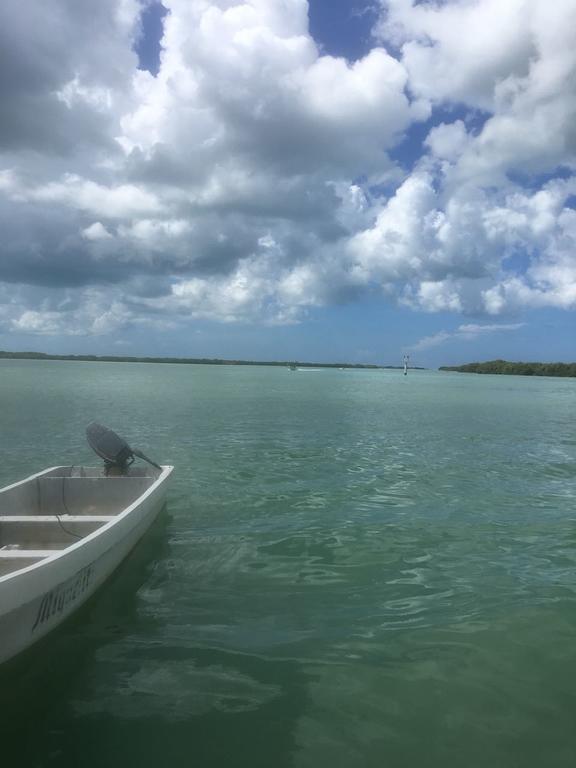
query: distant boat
[
  {"left": 0, "top": 424, "right": 173, "bottom": 666},
  {"left": 289, "top": 364, "right": 297, "bottom": 371}
]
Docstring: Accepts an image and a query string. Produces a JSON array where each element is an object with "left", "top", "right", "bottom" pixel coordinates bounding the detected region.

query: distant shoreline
[
  {"left": 440, "top": 359, "right": 576, "bottom": 377},
  {"left": 0, "top": 350, "right": 426, "bottom": 370}
]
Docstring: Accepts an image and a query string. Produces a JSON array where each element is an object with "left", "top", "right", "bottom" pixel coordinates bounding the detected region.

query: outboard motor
[{"left": 86, "top": 422, "right": 162, "bottom": 474}]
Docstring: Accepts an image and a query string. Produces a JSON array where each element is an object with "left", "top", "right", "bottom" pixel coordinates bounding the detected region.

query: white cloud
[
  {"left": 408, "top": 330, "right": 452, "bottom": 352},
  {"left": 380, "top": 0, "right": 534, "bottom": 110},
  {"left": 404, "top": 280, "right": 464, "bottom": 313},
  {"left": 424, "top": 120, "right": 470, "bottom": 161},
  {"left": 26, "top": 175, "right": 164, "bottom": 219},
  {"left": 380, "top": 0, "right": 576, "bottom": 184},
  {"left": 458, "top": 323, "right": 526, "bottom": 335},
  {"left": 11, "top": 310, "right": 81, "bottom": 336},
  {"left": 0, "top": 0, "right": 574, "bottom": 337},
  {"left": 82, "top": 222, "right": 113, "bottom": 241},
  {"left": 119, "top": 2, "right": 422, "bottom": 183},
  {"left": 410, "top": 322, "right": 526, "bottom": 352},
  {"left": 0, "top": 170, "right": 17, "bottom": 191},
  {"left": 347, "top": 174, "right": 576, "bottom": 315}
]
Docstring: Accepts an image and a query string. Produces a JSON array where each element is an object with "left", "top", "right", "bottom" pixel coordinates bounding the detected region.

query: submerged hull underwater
[{"left": 0, "top": 465, "right": 173, "bottom": 666}]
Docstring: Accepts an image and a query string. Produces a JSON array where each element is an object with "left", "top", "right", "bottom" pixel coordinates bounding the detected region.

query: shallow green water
[{"left": 1, "top": 360, "right": 576, "bottom": 767}]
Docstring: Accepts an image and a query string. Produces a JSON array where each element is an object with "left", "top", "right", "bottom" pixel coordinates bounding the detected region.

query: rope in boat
[{"left": 56, "top": 469, "right": 82, "bottom": 540}]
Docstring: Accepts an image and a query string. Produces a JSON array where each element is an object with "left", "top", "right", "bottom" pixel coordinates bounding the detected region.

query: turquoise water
[{"left": 1, "top": 360, "right": 576, "bottom": 767}]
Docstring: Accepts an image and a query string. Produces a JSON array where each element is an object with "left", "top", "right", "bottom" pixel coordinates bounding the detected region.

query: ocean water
[{"left": 1, "top": 359, "right": 576, "bottom": 767}]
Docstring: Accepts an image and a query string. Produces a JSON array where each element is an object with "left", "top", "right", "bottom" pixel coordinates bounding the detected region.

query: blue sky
[{"left": 0, "top": 0, "right": 574, "bottom": 367}]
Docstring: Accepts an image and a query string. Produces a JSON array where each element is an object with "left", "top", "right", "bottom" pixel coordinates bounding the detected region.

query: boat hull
[{"left": 0, "top": 466, "right": 172, "bottom": 666}]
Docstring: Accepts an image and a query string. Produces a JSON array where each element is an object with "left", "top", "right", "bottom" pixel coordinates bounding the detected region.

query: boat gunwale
[{"left": 0, "top": 464, "right": 173, "bottom": 585}]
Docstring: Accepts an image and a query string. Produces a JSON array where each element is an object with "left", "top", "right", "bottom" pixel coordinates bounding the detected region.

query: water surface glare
[{"left": 1, "top": 360, "right": 576, "bottom": 767}]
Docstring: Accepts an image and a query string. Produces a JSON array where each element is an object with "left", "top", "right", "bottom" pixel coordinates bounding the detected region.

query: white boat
[{"left": 0, "top": 426, "right": 173, "bottom": 666}]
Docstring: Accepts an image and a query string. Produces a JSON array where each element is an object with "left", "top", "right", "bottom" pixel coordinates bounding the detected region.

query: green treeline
[
  {"left": 0, "top": 350, "right": 383, "bottom": 370},
  {"left": 440, "top": 359, "right": 576, "bottom": 377}
]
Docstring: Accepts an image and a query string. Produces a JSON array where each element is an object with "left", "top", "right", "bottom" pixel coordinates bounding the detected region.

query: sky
[{"left": 0, "top": 0, "right": 575, "bottom": 367}]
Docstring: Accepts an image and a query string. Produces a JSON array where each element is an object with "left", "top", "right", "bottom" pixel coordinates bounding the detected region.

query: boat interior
[{"left": 0, "top": 467, "right": 159, "bottom": 577}]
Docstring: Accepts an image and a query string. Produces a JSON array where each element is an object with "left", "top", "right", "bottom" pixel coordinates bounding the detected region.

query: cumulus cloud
[
  {"left": 0, "top": 0, "right": 574, "bottom": 338},
  {"left": 379, "top": 0, "right": 576, "bottom": 184},
  {"left": 424, "top": 120, "right": 470, "bottom": 161},
  {"left": 0, "top": 0, "right": 139, "bottom": 156},
  {"left": 81, "top": 222, "right": 114, "bottom": 241}
]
